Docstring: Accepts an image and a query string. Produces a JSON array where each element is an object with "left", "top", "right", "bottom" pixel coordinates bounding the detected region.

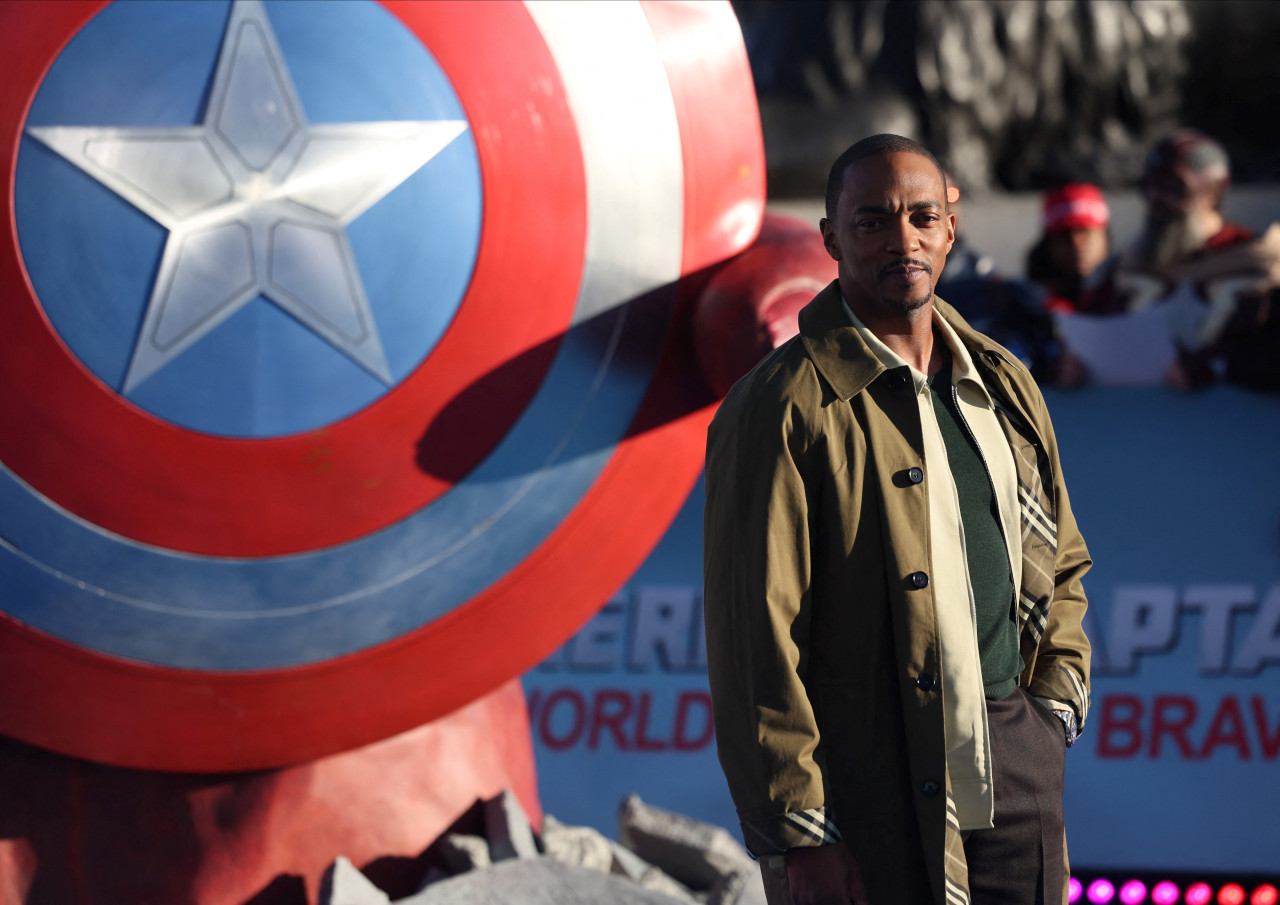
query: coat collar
[{"left": 797, "top": 280, "right": 1022, "bottom": 401}]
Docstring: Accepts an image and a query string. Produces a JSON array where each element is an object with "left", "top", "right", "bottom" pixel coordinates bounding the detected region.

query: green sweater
[{"left": 927, "top": 350, "right": 1022, "bottom": 700}]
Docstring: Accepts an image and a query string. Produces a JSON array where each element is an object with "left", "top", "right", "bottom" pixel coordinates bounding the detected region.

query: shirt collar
[{"left": 840, "top": 292, "right": 991, "bottom": 404}]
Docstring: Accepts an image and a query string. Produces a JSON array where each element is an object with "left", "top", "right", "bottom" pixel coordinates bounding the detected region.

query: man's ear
[
  {"left": 945, "top": 212, "right": 957, "bottom": 252},
  {"left": 819, "top": 218, "right": 841, "bottom": 262}
]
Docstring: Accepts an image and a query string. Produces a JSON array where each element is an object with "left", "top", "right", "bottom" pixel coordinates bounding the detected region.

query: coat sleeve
[
  {"left": 702, "top": 367, "right": 841, "bottom": 856},
  {"left": 1022, "top": 387, "right": 1093, "bottom": 733}
]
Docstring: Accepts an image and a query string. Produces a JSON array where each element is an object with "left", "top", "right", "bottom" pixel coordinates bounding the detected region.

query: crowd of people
[{"left": 949, "top": 128, "right": 1280, "bottom": 392}]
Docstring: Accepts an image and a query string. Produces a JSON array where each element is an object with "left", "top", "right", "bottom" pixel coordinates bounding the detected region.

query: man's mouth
[{"left": 879, "top": 259, "right": 932, "bottom": 279}]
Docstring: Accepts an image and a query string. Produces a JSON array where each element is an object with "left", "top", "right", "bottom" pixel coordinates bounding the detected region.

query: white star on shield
[{"left": 27, "top": 0, "right": 467, "bottom": 393}]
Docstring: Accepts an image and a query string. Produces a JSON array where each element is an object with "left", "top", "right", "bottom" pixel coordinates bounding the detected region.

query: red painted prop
[
  {"left": 0, "top": 679, "right": 539, "bottom": 905},
  {"left": 693, "top": 214, "right": 837, "bottom": 396}
]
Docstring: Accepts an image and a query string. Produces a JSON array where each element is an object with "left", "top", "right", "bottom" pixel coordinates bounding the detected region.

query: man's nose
[{"left": 886, "top": 216, "right": 920, "bottom": 253}]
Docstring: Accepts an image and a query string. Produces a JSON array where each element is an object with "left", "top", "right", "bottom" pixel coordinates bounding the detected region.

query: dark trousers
[
  {"left": 758, "top": 688, "right": 1068, "bottom": 905},
  {"left": 962, "top": 687, "right": 1068, "bottom": 905}
]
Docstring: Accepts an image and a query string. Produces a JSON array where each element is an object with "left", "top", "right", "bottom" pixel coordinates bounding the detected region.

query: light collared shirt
[{"left": 842, "top": 294, "right": 1022, "bottom": 830}]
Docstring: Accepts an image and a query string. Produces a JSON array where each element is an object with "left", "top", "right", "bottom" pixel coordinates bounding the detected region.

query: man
[
  {"left": 1075, "top": 129, "right": 1280, "bottom": 389},
  {"left": 702, "top": 134, "right": 1091, "bottom": 905}
]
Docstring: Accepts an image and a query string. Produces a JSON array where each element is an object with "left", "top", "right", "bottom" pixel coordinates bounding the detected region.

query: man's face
[
  {"left": 1143, "top": 163, "right": 1219, "bottom": 224},
  {"left": 820, "top": 152, "right": 955, "bottom": 319},
  {"left": 1137, "top": 163, "right": 1223, "bottom": 271},
  {"left": 1048, "top": 226, "right": 1109, "bottom": 279}
]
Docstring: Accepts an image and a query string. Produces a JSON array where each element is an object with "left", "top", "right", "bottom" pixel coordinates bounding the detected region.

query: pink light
[
  {"left": 1187, "top": 884, "right": 1214, "bottom": 905},
  {"left": 1089, "top": 879, "right": 1117, "bottom": 904},
  {"left": 1219, "top": 884, "right": 1246, "bottom": 905},
  {"left": 1151, "top": 881, "right": 1180, "bottom": 905},
  {"left": 1069, "top": 879, "right": 1084, "bottom": 904},
  {"left": 1120, "top": 880, "right": 1148, "bottom": 904},
  {"left": 1252, "top": 885, "right": 1280, "bottom": 905}
]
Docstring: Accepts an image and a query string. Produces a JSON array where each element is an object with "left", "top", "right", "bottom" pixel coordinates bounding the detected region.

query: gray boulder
[
  {"left": 409, "top": 858, "right": 694, "bottom": 905},
  {"left": 437, "top": 833, "right": 492, "bottom": 876},
  {"left": 318, "top": 856, "right": 391, "bottom": 905},
  {"left": 483, "top": 789, "right": 540, "bottom": 862},
  {"left": 617, "top": 795, "right": 756, "bottom": 891}
]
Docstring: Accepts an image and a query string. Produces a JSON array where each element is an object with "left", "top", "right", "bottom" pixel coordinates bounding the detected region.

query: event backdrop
[{"left": 526, "top": 384, "right": 1280, "bottom": 875}]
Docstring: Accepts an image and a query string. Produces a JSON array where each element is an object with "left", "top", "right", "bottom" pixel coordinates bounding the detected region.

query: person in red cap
[
  {"left": 1072, "top": 129, "right": 1280, "bottom": 389},
  {"left": 1025, "top": 183, "right": 1111, "bottom": 314}
]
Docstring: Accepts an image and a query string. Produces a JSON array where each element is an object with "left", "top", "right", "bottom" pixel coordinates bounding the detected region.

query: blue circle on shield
[{"left": 15, "top": 0, "right": 482, "bottom": 438}]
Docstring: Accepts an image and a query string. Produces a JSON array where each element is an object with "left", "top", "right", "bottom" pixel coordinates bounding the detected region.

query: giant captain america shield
[{"left": 0, "top": 0, "right": 764, "bottom": 771}]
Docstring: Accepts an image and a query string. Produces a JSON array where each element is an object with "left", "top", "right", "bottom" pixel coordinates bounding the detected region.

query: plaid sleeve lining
[{"left": 740, "top": 806, "right": 842, "bottom": 856}]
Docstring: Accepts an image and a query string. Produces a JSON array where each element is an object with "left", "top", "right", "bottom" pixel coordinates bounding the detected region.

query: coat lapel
[{"left": 797, "top": 282, "right": 883, "bottom": 401}]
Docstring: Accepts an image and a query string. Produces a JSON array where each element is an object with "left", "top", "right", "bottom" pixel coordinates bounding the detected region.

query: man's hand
[{"left": 785, "top": 842, "right": 869, "bottom": 905}]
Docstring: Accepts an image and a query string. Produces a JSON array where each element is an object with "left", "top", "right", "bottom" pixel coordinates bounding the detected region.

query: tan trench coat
[{"left": 703, "top": 282, "right": 1091, "bottom": 905}]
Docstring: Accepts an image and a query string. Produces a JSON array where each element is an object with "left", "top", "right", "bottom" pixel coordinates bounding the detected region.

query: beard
[
  {"left": 877, "top": 258, "right": 935, "bottom": 314},
  {"left": 1133, "top": 214, "right": 1202, "bottom": 279},
  {"left": 879, "top": 292, "right": 932, "bottom": 315}
]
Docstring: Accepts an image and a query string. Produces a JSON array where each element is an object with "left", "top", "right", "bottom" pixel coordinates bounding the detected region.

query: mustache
[{"left": 878, "top": 258, "right": 933, "bottom": 278}]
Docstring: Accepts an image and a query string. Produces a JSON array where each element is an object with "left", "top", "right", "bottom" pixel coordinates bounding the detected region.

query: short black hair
[{"left": 824, "top": 134, "right": 949, "bottom": 220}]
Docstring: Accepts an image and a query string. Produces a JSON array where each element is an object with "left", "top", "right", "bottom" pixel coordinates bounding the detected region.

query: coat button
[
  {"left": 910, "top": 571, "right": 929, "bottom": 589},
  {"left": 886, "top": 370, "right": 907, "bottom": 390},
  {"left": 907, "top": 467, "right": 923, "bottom": 484},
  {"left": 916, "top": 673, "right": 935, "bottom": 691},
  {"left": 922, "top": 780, "right": 940, "bottom": 797}
]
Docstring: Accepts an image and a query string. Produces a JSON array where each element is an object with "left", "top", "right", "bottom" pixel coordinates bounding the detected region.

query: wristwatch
[{"left": 1050, "top": 708, "right": 1078, "bottom": 748}]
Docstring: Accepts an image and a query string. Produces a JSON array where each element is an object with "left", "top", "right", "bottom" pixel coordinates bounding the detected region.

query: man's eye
[{"left": 857, "top": 219, "right": 880, "bottom": 229}]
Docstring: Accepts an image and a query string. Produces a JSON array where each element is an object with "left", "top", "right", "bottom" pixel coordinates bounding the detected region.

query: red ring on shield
[{"left": 0, "top": 0, "right": 586, "bottom": 557}]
